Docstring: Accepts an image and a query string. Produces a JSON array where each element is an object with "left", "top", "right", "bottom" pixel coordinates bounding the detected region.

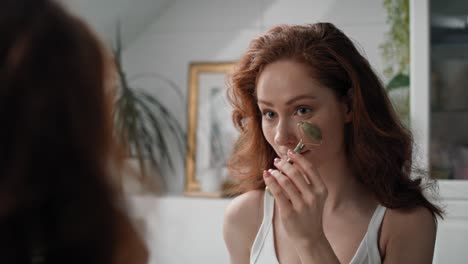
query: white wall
[
  {"left": 434, "top": 200, "right": 468, "bottom": 264},
  {"left": 123, "top": 1, "right": 389, "bottom": 263},
  {"left": 64, "top": 0, "right": 171, "bottom": 45},
  {"left": 129, "top": 196, "right": 231, "bottom": 264}
]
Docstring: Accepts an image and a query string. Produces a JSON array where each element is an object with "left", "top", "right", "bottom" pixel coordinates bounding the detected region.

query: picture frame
[{"left": 184, "top": 62, "right": 237, "bottom": 197}]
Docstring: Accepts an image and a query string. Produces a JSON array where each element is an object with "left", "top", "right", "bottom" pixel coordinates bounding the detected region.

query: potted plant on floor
[{"left": 112, "top": 26, "right": 185, "bottom": 194}]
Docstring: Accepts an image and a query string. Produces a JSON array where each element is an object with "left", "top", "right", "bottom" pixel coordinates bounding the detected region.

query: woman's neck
[{"left": 318, "top": 154, "right": 375, "bottom": 213}]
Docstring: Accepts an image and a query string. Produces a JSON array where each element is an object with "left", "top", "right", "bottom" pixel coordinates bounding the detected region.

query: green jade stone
[{"left": 293, "top": 121, "right": 322, "bottom": 153}]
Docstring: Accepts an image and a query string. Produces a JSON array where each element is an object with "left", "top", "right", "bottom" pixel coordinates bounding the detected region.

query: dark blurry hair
[
  {"left": 0, "top": 0, "right": 135, "bottom": 263},
  {"left": 227, "top": 23, "right": 443, "bottom": 219}
]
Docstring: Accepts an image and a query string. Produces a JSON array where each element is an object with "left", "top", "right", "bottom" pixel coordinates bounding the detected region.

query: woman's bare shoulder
[
  {"left": 380, "top": 205, "right": 437, "bottom": 262},
  {"left": 224, "top": 189, "right": 265, "bottom": 232},
  {"left": 223, "top": 190, "right": 265, "bottom": 257},
  {"left": 384, "top": 205, "right": 436, "bottom": 234}
]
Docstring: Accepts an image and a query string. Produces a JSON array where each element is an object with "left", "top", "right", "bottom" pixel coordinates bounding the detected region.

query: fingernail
[
  {"left": 263, "top": 170, "right": 270, "bottom": 178},
  {"left": 268, "top": 169, "right": 274, "bottom": 173},
  {"left": 287, "top": 149, "right": 295, "bottom": 156},
  {"left": 274, "top": 158, "right": 281, "bottom": 164}
]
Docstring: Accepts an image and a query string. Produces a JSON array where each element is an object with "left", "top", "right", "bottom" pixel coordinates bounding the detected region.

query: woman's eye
[
  {"left": 296, "top": 107, "right": 312, "bottom": 116},
  {"left": 262, "top": 111, "right": 276, "bottom": 119}
]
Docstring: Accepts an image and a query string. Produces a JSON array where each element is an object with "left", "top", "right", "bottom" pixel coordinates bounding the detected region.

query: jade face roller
[
  {"left": 265, "top": 121, "right": 322, "bottom": 194},
  {"left": 292, "top": 121, "right": 322, "bottom": 153}
]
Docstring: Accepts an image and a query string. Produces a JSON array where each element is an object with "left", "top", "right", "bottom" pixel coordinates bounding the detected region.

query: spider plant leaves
[
  {"left": 111, "top": 25, "right": 186, "bottom": 190},
  {"left": 135, "top": 91, "right": 185, "bottom": 170},
  {"left": 114, "top": 85, "right": 185, "bottom": 169}
]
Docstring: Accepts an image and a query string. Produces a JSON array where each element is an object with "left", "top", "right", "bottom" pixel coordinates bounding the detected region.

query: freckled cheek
[{"left": 262, "top": 123, "right": 276, "bottom": 146}]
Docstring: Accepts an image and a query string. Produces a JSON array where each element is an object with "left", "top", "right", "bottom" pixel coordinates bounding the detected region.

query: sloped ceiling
[{"left": 62, "top": 0, "right": 170, "bottom": 47}]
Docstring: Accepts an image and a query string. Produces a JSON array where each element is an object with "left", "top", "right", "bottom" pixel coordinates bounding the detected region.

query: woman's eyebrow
[
  {"left": 285, "top": 95, "right": 317, "bottom": 105},
  {"left": 257, "top": 95, "right": 317, "bottom": 106}
]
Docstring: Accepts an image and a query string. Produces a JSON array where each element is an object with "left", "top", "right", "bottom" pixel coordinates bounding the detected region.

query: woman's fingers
[
  {"left": 286, "top": 149, "right": 326, "bottom": 191},
  {"left": 273, "top": 157, "right": 310, "bottom": 194},
  {"left": 267, "top": 169, "right": 304, "bottom": 207},
  {"left": 265, "top": 151, "right": 328, "bottom": 215},
  {"left": 263, "top": 170, "right": 293, "bottom": 213},
  {"left": 285, "top": 150, "right": 328, "bottom": 207}
]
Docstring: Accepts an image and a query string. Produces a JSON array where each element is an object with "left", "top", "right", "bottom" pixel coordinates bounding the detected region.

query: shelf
[{"left": 184, "top": 191, "right": 224, "bottom": 198}]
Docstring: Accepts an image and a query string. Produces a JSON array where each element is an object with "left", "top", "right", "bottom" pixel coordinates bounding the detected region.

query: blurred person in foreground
[{"left": 0, "top": 0, "right": 148, "bottom": 263}]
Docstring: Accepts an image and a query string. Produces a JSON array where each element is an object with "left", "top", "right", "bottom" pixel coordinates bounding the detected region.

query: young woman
[
  {"left": 0, "top": 0, "right": 147, "bottom": 263},
  {"left": 223, "top": 23, "right": 442, "bottom": 264}
]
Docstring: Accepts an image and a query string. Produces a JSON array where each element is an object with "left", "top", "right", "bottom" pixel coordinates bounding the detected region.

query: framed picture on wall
[{"left": 185, "top": 62, "right": 237, "bottom": 197}]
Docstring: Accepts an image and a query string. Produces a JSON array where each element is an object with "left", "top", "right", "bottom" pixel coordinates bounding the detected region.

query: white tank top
[{"left": 250, "top": 191, "right": 387, "bottom": 264}]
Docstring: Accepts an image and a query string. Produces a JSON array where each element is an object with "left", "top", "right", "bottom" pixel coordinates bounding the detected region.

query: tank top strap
[
  {"left": 350, "top": 204, "right": 387, "bottom": 264},
  {"left": 250, "top": 190, "right": 275, "bottom": 264},
  {"left": 365, "top": 204, "right": 387, "bottom": 261},
  {"left": 263, "top": 190, "right": 275, "bottom": 221}
]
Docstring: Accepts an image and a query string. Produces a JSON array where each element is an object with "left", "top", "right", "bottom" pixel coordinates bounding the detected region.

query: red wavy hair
[{"left": 227, "top": 23, "right": 442, "bottom": 218}]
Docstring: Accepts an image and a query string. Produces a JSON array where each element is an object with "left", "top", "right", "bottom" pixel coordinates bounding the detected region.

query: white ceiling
[{"left": 62, "top": 0, "right": 170, "bottom": 47}]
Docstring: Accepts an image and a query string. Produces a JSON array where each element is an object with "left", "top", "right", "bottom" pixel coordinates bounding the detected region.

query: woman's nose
[{"left": 274, "top": 120, "right": 297, "bottom": 147}]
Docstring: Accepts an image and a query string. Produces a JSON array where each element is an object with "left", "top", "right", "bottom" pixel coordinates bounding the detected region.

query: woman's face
[{"left": 256, "top": 59, "right": 351, "bottom": 167}]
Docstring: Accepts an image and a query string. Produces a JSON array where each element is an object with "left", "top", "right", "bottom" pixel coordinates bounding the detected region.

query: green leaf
[
  {"left": 387, "top": 73, "right": 409, "bottom": 90},
  {"left": 139, "top": 92, "right": 186, "bottom": 155},
  {"left": 111, "top": 25, "right": 187, "bottom": 192},
  {"left": 380, "top": 0, "right": 410, "bottom": 79}
]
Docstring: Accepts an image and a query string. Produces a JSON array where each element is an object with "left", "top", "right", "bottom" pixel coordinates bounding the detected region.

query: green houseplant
[
  {"left": 380, "top": 0, "right": 410, "bottom": 126},
  {"left": 111, "top": 27, "right": 185, "bottom": 193}
]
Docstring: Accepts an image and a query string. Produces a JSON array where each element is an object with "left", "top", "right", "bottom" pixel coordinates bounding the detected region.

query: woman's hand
[{"left": 263, "top": 149, "right": 328, "bottom": 249}]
